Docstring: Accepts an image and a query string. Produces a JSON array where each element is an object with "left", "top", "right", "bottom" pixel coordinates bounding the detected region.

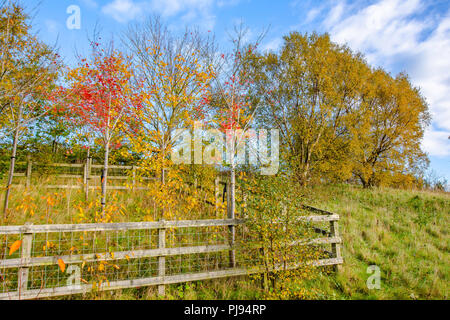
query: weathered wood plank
[
  {"left": 0, "top": 216, "right": 336, "bottom": 235},
  {"left": 17, "top": 231, "right": 32, "bottom": 293},
  {"left": 0, "top": 244, "right": 231, "bottom": 269},
  {"left": 297, "top": 214, "right": 339, "bottom": 222},
  {"left": 0, "top": 219, "right": 246, "bottom": 235},
  {"left": 0, "top": 257, "right": 343, "bottom": 300},
  {"left": 46, "top": 185, "right": 82, "bottom": 189},
  {"left": 12, "top": 173, "right": 26, "bottom": 177},
  {"left": 303, "top": 205, "right": 336, "bottom": 216},
  {"left": 90, "top": 164, "right": 133, "bottom": 170},
  {"left": 158, "top": 225, "right": 166, "bottom": 296}
]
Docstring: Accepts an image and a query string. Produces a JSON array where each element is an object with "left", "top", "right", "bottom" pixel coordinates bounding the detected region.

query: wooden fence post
[
  {"left": 330, "top": 219, "right": 342, "bottom": 272},
  {"left": 226, "top": 179, "right": 236, "bottom": 268},
  {"left": 158, "top": 221, "right": 166, "bottom": 297},
  {"left": 18, "top": 223, "right": 33, "bottom": 298},
  {"left": 84, "top": 157, "right": 91, "bottom": 201},
  {"left": 215, "top": 176, "right": 220, "bottom": 214},
  {"left": 26, "top": 155, "right": 32, "bottom": 189}
]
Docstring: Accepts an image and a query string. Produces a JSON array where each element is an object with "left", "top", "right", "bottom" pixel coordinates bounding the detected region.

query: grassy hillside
[
  {"left": 1, "top": 180, "right": 448, "bottom": 300},
  {"left": 303, "top": 184, "right": 449, "bottom": 300},
  {"left": 158, "top": 184, "right": 449, "bottom": 300}
]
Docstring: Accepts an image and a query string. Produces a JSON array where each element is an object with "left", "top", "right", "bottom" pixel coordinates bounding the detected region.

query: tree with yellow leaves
[
  {"left": 251, "top": 33, "right": 367, "bottom": 185},
  {"left": 1, "top": 1, "right": 62, "bottom": 219},
  {"left": 352, "top": 70, "right": 430, "bottom": 188},
  {"left": 125, "top": 17, "right": 215, "bottom": 185}
]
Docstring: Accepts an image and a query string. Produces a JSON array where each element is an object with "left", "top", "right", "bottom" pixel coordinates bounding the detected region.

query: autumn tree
[
  {"left": 351, "top": 70, "right": 430, "bottom": 188},
  {"left": 202, "top": 24, "right": 269, "bottom": 267},
  {"left": 125, "top": 17, "right": 215, "bottom": 184},
  {"left": 1, "top": 1, "right": 61, "bottom": 219},
  {"left": 250, "top": 32, "right": 370, "bottom": 186},
  {"left": 65, "top": 42, "right": 141, "bottom": 211},
  {"left": 251, "top": 32, "right": 430, "bottom": 188}
]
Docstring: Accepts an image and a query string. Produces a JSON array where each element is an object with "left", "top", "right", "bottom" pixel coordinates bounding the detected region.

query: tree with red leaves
[
  {"left": 64, "top": 42, "right": 142, "bottom": 212},
  {"left": 210, "top": 24, "right": 266, "bottom": 267}
]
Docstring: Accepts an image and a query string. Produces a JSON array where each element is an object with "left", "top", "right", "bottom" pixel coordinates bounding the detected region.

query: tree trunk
[
  {"left": 101, "top": 143, "right": 109, "bottom": 213},
  {"left": 228, "top": 163, "right": 236, "bottom": 268},
  {"left": 359, "top": 175, "right": 369, "bottom": 188},
  {"left": 3, "top": 121, "right": 20, "bottom": 221},
  {"left": 161, "top": 147, "right": 166, "bottom": 185},
  {"left": 85, "top": 147, "right": 91, "bottom": 202},
  {"left": 229, "top": 166, "right": 236, "bottom": 219}
]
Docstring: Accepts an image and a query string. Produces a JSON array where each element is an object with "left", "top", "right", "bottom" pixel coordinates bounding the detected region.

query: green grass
[
  {"left": 1, "top": 178, "right": 448, "bottom": 299},
  {"left": 303, "top": 184, "right": 449, "bottom": 300},
  {"left": 86, "top": 184, "right": 448, "bottom": 300}
]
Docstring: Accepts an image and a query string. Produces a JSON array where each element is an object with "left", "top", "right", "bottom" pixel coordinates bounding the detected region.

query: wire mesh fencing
[{"left": 0, "top": 213, "right": 342, "bottom": 300}]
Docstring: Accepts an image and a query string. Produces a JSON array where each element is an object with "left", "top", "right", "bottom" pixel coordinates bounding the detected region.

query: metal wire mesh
[
  {"left": 0, "top": 222, "right": 249, "bottom": 297},
  {"left": 0, "top": 198, "right": 341, "bottom": 299}
]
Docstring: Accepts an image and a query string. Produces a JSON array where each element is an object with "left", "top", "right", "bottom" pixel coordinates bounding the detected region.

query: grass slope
[
  {"left": 304, "top": 184, "right": 449, "bottom": 300},
  {"left": 1, "top": 180, "right": 448, "bottom": 299}
]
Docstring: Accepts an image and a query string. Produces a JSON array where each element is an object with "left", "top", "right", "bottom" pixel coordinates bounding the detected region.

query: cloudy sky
[{"left": 33, "top": 0, "right": 450, "bottom": 182}]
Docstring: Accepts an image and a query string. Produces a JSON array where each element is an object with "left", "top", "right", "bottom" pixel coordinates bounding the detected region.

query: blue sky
[{"left": 30, "top": 0, "right": 450, "bottom": 184}]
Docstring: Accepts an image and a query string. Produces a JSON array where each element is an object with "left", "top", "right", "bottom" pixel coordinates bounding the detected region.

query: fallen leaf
[
  {"left": 58, "top": 259, "right": 66, "bottom": 272},
  {"left": 9, "top": 240, "right": 22, "bottom": 256}
]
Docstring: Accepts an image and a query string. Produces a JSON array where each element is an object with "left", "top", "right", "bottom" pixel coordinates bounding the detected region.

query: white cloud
[
  {"left": 80, "top": 0, "right": 98, "bottom": 8},
  {"left": 411, "top": 15, "right": 450, "bottom": 133},
  {"left": 101, "top": 0, "right": 144, "bottom": 23},
  {"left": 217, "top": 0, "right": 241, "bottom": 7},
  {"left": 262, "top": 37, "right": 282, "bottom": 52},
  {"left": 305, "top": 7, "right": 322, "bottom": 24},
  {"left": 323, "top": 0, "right": 346, "bottom": 29},
  {"left": 422, "top": 130, "right": 450, "bottom": 157},
  {"left": 101, "top": 0, "right": 216, "bottom": 29},
  {"left": 150, "top": 0, "right": 215, "bottom": 29},
  {"left": 329, "top": 0, "right": 426, "bottom": 64},
  {"left": 320, "top": 0, "right": 450, "bottom": 158}
]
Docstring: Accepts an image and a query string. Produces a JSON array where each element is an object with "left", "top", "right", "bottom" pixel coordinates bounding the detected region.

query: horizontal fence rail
[
  {"left": 0, "top": 215, "right": 342, "bottom": 300},
  {"left": 8, "top": 160, "right": 158, "bottom": 193}
]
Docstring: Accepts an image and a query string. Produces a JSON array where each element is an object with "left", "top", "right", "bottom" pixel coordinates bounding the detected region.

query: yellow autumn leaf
[
  {"left": 9, "top": 240, "right": 22, "bottom": 256},
  {"left": 58, "top": 259, "right": 66, "bottom": 272}
]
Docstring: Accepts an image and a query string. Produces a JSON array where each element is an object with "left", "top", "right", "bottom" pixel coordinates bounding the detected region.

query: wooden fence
[
  {"left": 2, "top": 160, "right": 343, "bottom": 299},
  {"left": 0, "top": 210, "right": 342, "bottom": 300},
  {"left": 9, "top": 157, "right": 159, "bottom": 197},
  {"left": 8, "top": 159, "right": 230, "bottom": 210}
]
